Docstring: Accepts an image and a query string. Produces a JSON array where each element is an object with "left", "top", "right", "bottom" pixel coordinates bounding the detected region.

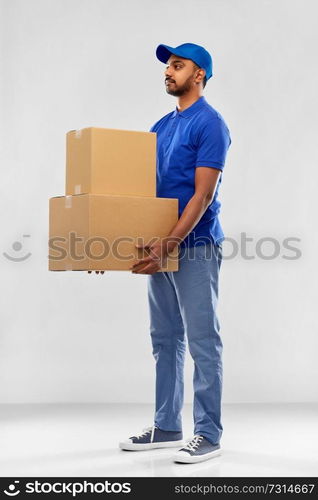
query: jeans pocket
[
  {"left": 198, "top": 242, "right": 223, "bottom": 262},
  {"left": 195, "top": 243, "right": 213, "bottom": 261}
]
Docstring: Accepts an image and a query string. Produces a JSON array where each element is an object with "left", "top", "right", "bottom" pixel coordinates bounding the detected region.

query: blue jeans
[{"left": 147, "top": 241, "right": 223, "bottom": 445}]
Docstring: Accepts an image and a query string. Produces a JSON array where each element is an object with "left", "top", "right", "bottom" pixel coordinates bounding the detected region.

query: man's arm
[
  {"left": 165, "top": 116, "right": 230, "bottom": 252},
  {"left": 164, "top": 167, "right": 221, "bottom": 252},
  {"left": 130, "top": 167, "right": 221, "bottom": 274}
]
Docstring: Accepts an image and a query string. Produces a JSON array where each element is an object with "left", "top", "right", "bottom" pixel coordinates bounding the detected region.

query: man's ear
[{"left": 195, "top": 68, "right": 206, "bottom": 84}]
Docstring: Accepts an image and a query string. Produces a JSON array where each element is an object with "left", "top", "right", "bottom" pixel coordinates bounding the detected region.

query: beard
[{"left": 165, "top": 73, "right": 195, "bottom": 97}]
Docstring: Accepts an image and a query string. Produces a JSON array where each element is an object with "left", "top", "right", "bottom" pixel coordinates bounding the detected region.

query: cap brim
[{"left": 156, "top": 44, "right": 178, "bottom": 64}]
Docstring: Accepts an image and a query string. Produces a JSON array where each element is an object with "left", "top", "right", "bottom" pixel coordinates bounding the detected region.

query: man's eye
[{"left": 166, "top": 64, "right": 182, "bottom": 69}]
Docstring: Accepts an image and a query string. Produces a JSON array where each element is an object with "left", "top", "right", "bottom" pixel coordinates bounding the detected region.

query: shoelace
[
  {"left": 183, "top": 435, "right": 203, "bottom": 452},
  {"left": 134, "top": 425, "right": 157, "bottom": 443}
]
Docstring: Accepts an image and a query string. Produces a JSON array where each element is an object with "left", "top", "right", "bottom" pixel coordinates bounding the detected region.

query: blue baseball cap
[{"left": 156, "top": 42, "right": 213, "bottom": 80}]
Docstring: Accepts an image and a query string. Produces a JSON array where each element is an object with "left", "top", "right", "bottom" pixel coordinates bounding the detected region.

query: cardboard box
[
  {"left": 66, "top": 127, "right": 156, "bottom": 197},
  {"left": 49, "top": 194, "right": 179, "bottom": 272}
]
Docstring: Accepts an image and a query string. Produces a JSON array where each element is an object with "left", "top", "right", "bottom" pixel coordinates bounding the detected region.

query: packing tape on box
[
  {"left": 75, "top": 129, "right": 82, "bottom": 139},
  {"left": 74, "top": 184, "right": 81, "bottom": 195},
  {"left": 65, "top": 195, "right": 72, "bottom": 208}
]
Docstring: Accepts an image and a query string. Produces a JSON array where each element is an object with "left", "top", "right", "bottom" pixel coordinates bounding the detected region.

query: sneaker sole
[
  {"left": 119, "top": 439, "right": 185, "bottom": 451},
  {"left": 173, "top": 448, "right": 222, "bottom": 463}
]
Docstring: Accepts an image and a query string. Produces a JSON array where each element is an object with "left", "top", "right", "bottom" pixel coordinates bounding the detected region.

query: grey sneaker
[
  {"left": 173, "top": 435, "right": 221, "bottom": 463},
  {"left": 119, "top": 425, "right": 185, "bottom": 451}
]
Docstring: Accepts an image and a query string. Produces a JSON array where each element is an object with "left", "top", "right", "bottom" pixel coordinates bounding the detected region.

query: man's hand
[
  {"left": 130, "top": 241, "right": 170, "bottom": 274},
  {"left": 87, "top": 271, "right": 105, "bottom": 274}
]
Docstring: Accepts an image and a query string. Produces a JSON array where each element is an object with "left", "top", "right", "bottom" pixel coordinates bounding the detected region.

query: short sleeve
[
  {"left": 196, "top": 118, "right": 231, "bottom": 171},
  {"left": 149, "top": 117, "right": 162, "bottom": 133}
]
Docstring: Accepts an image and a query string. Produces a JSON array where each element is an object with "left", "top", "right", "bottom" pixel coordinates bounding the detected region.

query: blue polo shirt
[{"left": 150, "top": 96, "right": 231, "bottom": 248}]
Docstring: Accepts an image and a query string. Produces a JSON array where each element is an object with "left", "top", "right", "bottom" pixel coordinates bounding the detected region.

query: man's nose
[{"left": 164, "top": 68, "right": 173, "bottom": 78}]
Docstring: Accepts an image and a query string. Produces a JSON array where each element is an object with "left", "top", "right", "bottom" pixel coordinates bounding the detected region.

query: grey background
[{"left": 1, "top": 0, "right": 317, "bottom": 404}]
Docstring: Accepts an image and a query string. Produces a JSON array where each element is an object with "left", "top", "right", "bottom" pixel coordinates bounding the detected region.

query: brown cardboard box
[
  {"left": 66, "top": 127, "right": 156, "bottom": 197},
  {"left": 49, "top": 194, "right": 179, "bottom": 272}
]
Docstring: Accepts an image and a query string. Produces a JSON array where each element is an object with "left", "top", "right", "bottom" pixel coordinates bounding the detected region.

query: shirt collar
[{"left": 171, "top": 96, "right": 206, "bottom": 119}]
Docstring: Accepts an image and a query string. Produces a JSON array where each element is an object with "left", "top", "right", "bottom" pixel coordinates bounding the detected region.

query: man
[{"left": 119, "top": 43, "right": 231, "bottom": 464}]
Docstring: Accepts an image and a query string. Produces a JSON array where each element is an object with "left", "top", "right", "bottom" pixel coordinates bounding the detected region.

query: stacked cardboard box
[{"left": 48, "top": 127, "right": 179, "bottom": 272}]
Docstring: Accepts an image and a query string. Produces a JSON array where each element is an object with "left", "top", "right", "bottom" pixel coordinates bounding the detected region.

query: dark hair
[{"left": 193, "top": 63, "right": 207, "bottom": 88}]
